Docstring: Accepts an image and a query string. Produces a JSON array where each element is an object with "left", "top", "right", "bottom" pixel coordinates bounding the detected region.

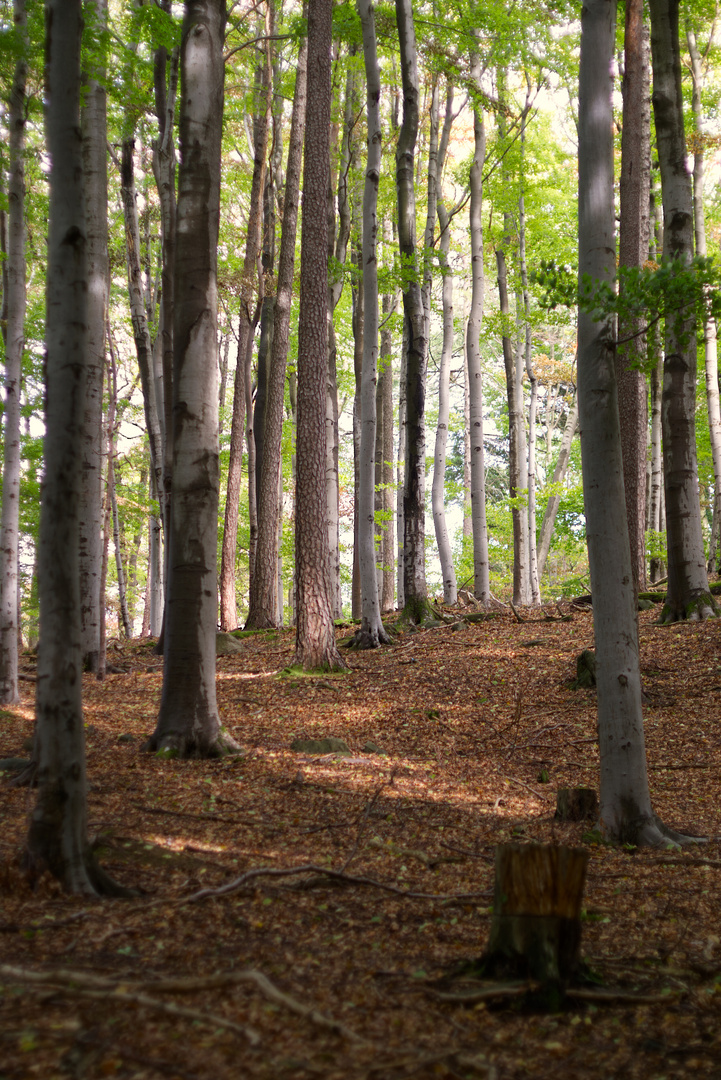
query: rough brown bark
[{"left": 294, "top": 0, "right": 346, "bottom": 671}]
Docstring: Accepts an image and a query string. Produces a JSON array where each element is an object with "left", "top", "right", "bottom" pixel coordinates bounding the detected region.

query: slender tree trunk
[
  {"left": 379, "top": 289, "right": 395, "bottom": 612},
  {"left": 648, "top": 181, "right": 665, "bottom": 583},
  {"left": 517, "top": 99, "right": 540, "bottom": 604},
  {"left": 245, "top": 29, "right": 307, "bottom": 630},
  {"left": 650, "top": 0, "right": 715, "bottom": 621},
  {"left": 77, "top": 0, "right": 107, "bottom": 674},
  {"left": 396, "top": 0, "right": 428, "bottom": 623},
  {"left": 145, "top": 0, "right": 239, "bottom": 757},
  {"left": 294, "top": 0, "right": 346, "bottom": 670},
  {"left": 467, "top": 54, "right": 490, "bottom": 602},
  {"left": 353, "top": 0, "right": 390, "bottom": 649},
  {"left": 151, "top": 11, "right": 178, "bottom": 528},
  {"left": 686, "top": 22, "right": 721, "bottom": 576},
  {"left": 351, "top": 239, "right": 363, "bottom": 621},
  {"left": 432, "top": 81, "right": 457, "bottom": 606},
  {"left": 616, "top": 0, "right": 650, "bottom": 596},
  {"left": 578, "top": 0, "right": 689, "bottom": 846},
  {"left": 119, "top": 139, "right": 165, "bottom": 511},
  {"left": 219, "top": 35, "right": 271, "bottom": 629},
  {"left": 497, "top": 247, "right": 529, "bottom": 605},
  {"left": 27, "top": 0, "right": 126, "bottom": 895},
  {"left": 0, "top": 0, "right": 27, "bottom": 704},
  {"left": 110, "top": 461, "right": 132, "bottom": 639},
  {"left": 536, "top": 394, "right": 579, "bottom": 580}
]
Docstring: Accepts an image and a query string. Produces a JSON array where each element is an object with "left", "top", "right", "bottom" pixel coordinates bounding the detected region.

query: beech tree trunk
[
  {"left": 245, "top": 30, "right": 307, "bottom": 630},
  {"left": 0, "top": 0, "right": 27, "bottom": 704},
  {"left": 616, "top": 0, "right": 650, "bottom": 596},
  {"left": 650, "top": 0, "right": 715, "bottom": 622},
  {"left": 432, "top": 82, "right": 457, "bottom": 606},
  {"left": 27, "top": 0, "right": 125, "bottom": 895},
  {"left": 379, "top": 288, "right": 395, "bottom": 612},
  {"left": 396, "top": 0, "right": 429, "bottom": 623},
  {"left": 145, "top": 0, "right": 239, "bottom": 757},
  {"left": 353, "top": 0, "right": 390, "bottom": 649},
  {"left": 686, "top": 22, "right": 721, "bottom": 577},
  {"left": 536, "top": 394, "right": 579, "bottom": 581},
  {"left": 467, "top": 53, "right": 491, "bottom": 602},
  {"left": 294, "top": 0, "right": 346, "bottom": 671},
  {"left": 219, "top": 37, "right": 271, "bottom": 629},
  {"left": 578, "top": 0, "right": 691, "bottom": 846}
]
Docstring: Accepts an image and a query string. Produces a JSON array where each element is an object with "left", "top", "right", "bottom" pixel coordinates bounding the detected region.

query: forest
[{"left": 2, "top": 0, "right": 721, "bottom": 1076}]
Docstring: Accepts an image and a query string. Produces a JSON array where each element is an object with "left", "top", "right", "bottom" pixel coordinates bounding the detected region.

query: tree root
[
  {"left": 141, "top": 726, "right": 243, "bottom": 759},
  {"left": 0, "top": 963, "right": 371, "bottom": 1046},
  {"left": 0, "top": 964, "right": 260, "bottom": 1045}
]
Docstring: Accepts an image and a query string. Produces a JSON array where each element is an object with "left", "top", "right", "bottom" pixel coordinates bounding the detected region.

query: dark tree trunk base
[
  {"left": 142, "top": 727, "right": 242, "bottom": 759},
  {"left": 555, "top": 787, "right": 598, "bottom": 822},
  {"left": 659, "top": 592, "right": 717, "bottom": 623},
  {"left": 347, "top": 625, "right": 393, "bottom": 649},
  {"left": 475, "top": 844, "right": 588, "bottom": 1004}
]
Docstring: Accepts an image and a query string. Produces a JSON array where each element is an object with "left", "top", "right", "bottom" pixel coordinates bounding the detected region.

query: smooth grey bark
[
  {"left": 351, "top": 237, "right": 363, "bottom": 622},
  {"left": 294, "top": 0, "right": 346, "bottom": 670},
  {"left": 616, "top": 0, "right": 650, "bottom": 596},
  {"left": 219, "top": 35, "right": 271, "bottom": 629},
  {"left": 145, "top": 0, "right": 239, "bottom": 757},
  {"left": 517, "top": 96, "right": 540, "bottom": 605},
  {"left": 118, "top": 139, "right": 165, "bottom": 514},
  {"left": 245, "top": 30, "right": 307, "bottom": 630},
  {"left": 27, "top": 0, "right": 126, "bottom": 894},
  {"left": 686, "top": 22, "right": 721, "bottom": 575},
  {"left": 395, "top": 0, "right": 428, "bottom": 622},
  {"left": 325, "top": 52, "right": 356, "bottom": 621},
  {"left": 0, "top": 0, "right": 27, "bottom": 704},
  {"left": 650, "top": 0, "right": 715, "bottom": 621},
  {"left": 77, "top": 0, "right": 107, "bottom": 674},
  {"left": 378, "top": 288, "right": 395, "bottom": 612},
  {"left": 536, "top": 394, "right": 579, "bottom": 580},
  {"left": 352, "top": 0, "right": 390, "bottom": 649},
  {"left": 466, "top": 54, "right": 490, "bottom": 602},
  {"left": 151, "top": 10, "right": 178, "bottom": 525},
  {"left": 432, "top": 82, "right": 457, "bottom": 606},
  {"left": 577, "top": 0, "right": 691, "bottom": 846},
  {"left": 497, "top": 245, "right": 530, "bottom": 606}
]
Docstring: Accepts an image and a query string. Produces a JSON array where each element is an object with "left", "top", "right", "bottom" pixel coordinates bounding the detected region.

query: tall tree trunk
[
  {"left": 0, "top": 0, "right": 27, "bottom": 704},
  {"left": 536, "top": 394, "right": 579, "bottom": 580},
  {"left": 379, "top": 288, "right": 395, "bottom": 612},
  {"left": 648, "top": 180, "right": 665, "bottom": 583},
  {"left": 118, "top": 139, "right": 165, "bottom": 513},
  {"left": 351, "top": 238, "right": 363, "bottom": 622},
  {"left": 517, "top": 95, "right": 541, "bottom": 605},
  {"left": 395, "top": 0, "right": 429, "bottom": 623},
  {"left": 467, "top": 54, "right": 490, "bottom": 602},
  {"left": 325, "top": 52, "right": 356, "bottom": 620},
  {"left": 110, "top": 460, "right": 132, "bottom": 638},
  {"left": 353, "top": 0, "right": 390, "bottom": 649},
  {"left": 616, "top": 0, "right": 651, "bottom": 596},
  {"left": 294, "top": 0, "right": 346, "bottom": 670},
  {"left": 219, "top": 31, "right": 271, "bottom": 629},
  {"left": 650, "top": 0, "right": 715, "bottom": 621},
  {"left": 497, "top": 246, "right": 530, "bottom": 605},
  {"left": 432, "top": 82, "right": 457, "bottom": 606},
  {"left": 145, "top": 0, "right": 239, "bottom": 757},
  {"left": 151, "top": 9, "right": 178, "bottom": 529},
  {"left": 245, "top": 28, "right": 307, "bottom": 630},
  {"left": 77, "top": 0, "right": 107, "bottom": 674},
  {"left": 27, "top": 0, "right": 125, "bottom": 895},
  {"left": 578, "top": 0, "right": 689, "bottom": 846},
  {"left": 686, "top": 22, "right": 721, "bottom": 576}
]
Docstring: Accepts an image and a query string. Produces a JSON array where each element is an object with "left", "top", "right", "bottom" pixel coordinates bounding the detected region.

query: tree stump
[
  {"left": 483, "top": 844, "right": 588, "bottom": 990},
  {"left": 572, "top": 649, "right": 596, "bottom": 688},
  {"left": 555, "top": 787, "right": 598, "bottom": 822}
]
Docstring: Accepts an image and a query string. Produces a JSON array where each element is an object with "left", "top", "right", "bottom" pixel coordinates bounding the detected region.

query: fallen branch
[
  {"left": 566, "top": 987, "right": 682, "bottom": 1005},
  {"left": 140, "top": 970, "right": 370, "bottom": 1045},
  {"left": 430, "top": 982, "right": 534, "bottom": 1003},
  {"left": 171, "top": 863, "right": 492, "bottom": 907},
  {"left": 0, "top": 964, "right": 260, "bottom": 1044},
  {"left": 502, "top": 775, "right": 554, "bottom": 803}
]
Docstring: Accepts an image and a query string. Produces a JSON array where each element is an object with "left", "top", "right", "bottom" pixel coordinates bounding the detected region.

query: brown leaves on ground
[{"left": 1, "top": 604, "right": 720, "bottom": 1079}]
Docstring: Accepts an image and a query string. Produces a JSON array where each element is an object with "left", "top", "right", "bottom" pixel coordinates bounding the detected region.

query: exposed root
[{"left": 142, "top": 726, "right": 243, "bottom": 759}]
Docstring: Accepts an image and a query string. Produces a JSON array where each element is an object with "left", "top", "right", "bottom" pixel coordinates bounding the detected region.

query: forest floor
[{"left": 1, "top": 601, "right": 721, "bottom": 1079}]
